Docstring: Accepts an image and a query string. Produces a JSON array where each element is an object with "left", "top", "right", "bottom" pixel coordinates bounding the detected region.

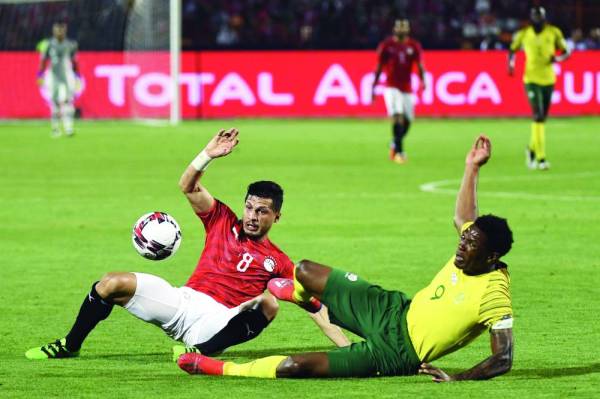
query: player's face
[
  {"left": 242, "top": 195, "right": 280, "bottom": 239},
  {"left": 454, "top": 225, "right": 492, "bottom": 275},
  {"left": 53, "top": 24, "right": 66, "bottom": 40},
  {"left": 530, "top": 10, "right": 545, "bottom": 26},
  {"left": 393, "top": 20, "right": 410, "bottom": 37}
]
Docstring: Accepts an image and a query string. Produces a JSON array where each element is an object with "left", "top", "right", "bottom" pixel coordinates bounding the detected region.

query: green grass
[{"left": 1, "top": 117, "right": 600, "bottom": 398}]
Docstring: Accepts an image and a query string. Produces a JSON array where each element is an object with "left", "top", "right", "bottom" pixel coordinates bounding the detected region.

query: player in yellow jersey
[
  {"left": 176, "top": 135, "right": 515, "bottom": 381},
  {"left": 508, "top": 6, "right": 570, "bottom": 170}
]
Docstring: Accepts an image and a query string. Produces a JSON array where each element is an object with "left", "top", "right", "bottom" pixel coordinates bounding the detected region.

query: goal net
[{"left": 0, "top": 0, "right": 181, "bottom": 123}]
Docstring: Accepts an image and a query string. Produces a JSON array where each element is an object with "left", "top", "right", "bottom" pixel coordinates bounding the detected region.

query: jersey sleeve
[
  {"left": 554, "top": 27, "right": 567, "bottom": 51},
  {"left": 276, "top": 255, "right": 295, "bottom": 279},
  {"left": 196, "top": 199, "right": 238, "bottom": 233},
  {"left": 510, "top": 29, "right": 524, "bottom": 51},
  {"left": 478, "top": 269, "right": 513, "bottom": 329}
]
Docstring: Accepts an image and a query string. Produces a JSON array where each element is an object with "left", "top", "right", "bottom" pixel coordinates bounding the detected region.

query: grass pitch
[{"left": 1, "top": 117, "right": 600, "bottom": 398}]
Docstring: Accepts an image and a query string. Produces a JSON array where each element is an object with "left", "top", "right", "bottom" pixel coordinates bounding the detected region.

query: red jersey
[
  {"left": 376, "top": 36, "right": 422, "bottom": 92},
  {"left": 185, "top": 199, "right": 294, "bottom": 308}
]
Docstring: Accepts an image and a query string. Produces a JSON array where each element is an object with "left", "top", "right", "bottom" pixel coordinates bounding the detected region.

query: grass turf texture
[{"left": 1, "top": 117, "right": 600, "bottom": 398}]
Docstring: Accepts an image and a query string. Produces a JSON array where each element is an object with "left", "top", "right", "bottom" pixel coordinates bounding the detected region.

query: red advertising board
[{"left": 1, "top": 51, "right": 599, "bottom": 118}]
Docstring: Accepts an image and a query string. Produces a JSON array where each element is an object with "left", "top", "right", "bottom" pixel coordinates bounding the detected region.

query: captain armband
[{"left": 491, "top": 316, "right": 513, "bottom": 330}]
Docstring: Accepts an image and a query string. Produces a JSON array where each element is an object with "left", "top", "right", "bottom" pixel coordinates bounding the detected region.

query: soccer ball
[{"left": 132, "top": 212, "right": 182, "bottom": 260}]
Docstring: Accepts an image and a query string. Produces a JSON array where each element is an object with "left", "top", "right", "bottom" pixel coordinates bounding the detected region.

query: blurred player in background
[
  {"left": 508, "top": 6, "right": 570, "bottom": 170},
  {"left": 36, "top": 22, "right": 79, "bottom": 138},
  {"left": 371, "top": 19, "right": 426, "bottom": 165}
]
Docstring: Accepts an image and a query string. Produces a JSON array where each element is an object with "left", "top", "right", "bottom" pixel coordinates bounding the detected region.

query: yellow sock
[
  {"left": 292, "top": 268, "right": 312, "bottom": 303},
  {"left": 223, "top": 356, "right": 287, "bottom": 379},
  {"left": 536, "top": 122, "right": 546, "bottom": 160},
  {"left": 529, "top": 122, "right": 538, "bottom": 153}
]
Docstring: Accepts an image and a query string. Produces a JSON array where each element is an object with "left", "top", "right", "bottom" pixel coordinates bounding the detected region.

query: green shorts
[
  {"left": 525, "top": 83, "right": 554, "bottom": 120},
  {"left": 323, "top": 269, "right": 421, "bottom": 377}
]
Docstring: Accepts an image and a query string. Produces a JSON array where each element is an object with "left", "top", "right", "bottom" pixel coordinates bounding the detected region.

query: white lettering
[
  {"left": 314, "top": 64, "right": 358, "bottom": 105},
  {"left": 180, "top": 73, "right": 215, "bottom": 106},
  {"left": 564, "top": 71, "right": 594, "bottom": 104},
  {"left": 210, "top": 73, "right": 256, "bottom": 106},
  {"left": 436, "top": 72, "right": 466, "bottom": 105},
  {"left": 95, "top": 65, "right": 140, "bottom": 106},
  {"left": 467, "top": 72, "right": 501, "bottom": 104},
  {"left": 134, "top": 72, "right": 171, "bottom": 107},
  {"left": 361, "top": 72, "right": 387, "bottom": 105},
  {"left": 257, "top": 72, "right": 294, "bottom": 105}
]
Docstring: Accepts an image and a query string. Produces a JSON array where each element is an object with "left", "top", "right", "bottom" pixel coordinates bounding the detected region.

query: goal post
[{"left": 169, "top": 0, "right": 181, "bottom": 125}]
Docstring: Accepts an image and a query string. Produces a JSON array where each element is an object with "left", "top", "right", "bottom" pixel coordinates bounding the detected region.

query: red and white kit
[
  {"left": 376, "top": 36, "right": 422, "bottom": 118},
  {"left": 124, "top": 200, "right": 294, "bottom": 346}
]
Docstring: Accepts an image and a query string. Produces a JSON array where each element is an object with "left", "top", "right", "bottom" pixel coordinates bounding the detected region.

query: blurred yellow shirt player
[{"left": 508, "top": 6, "right": 570, "bottom": 170}]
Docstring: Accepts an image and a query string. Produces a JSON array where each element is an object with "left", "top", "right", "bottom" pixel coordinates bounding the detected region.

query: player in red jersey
[
  {"left": 25, "top": 128, "right": 349, "bottom": 361},
  {"left": 371, "top": 19, "right": 426, "bottom": 164}
]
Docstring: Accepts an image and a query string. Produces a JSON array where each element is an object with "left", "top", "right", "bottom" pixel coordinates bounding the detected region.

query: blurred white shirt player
[{"left": 37, "top": 22, "right": 79, "bottom": 138}]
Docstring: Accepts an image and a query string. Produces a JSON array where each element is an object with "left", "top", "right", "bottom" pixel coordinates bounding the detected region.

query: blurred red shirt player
[{"left": 372, "top": 19, "right": 426, "bottom": 164}]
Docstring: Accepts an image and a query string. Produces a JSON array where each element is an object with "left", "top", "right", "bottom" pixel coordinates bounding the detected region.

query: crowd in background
[{"left": 1, "top": 0, "right": 600, "bottom": 51}]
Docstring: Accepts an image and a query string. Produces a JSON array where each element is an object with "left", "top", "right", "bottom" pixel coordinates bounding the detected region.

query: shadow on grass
[
  {"left": 508, "top": 363, "right": 600, "bottom": 379},
  {"left": 418, "top": 363, "right": 600, "bottom": 381},
  {"left": 221, "top": 346, "right": 335, "bottom": 359}
]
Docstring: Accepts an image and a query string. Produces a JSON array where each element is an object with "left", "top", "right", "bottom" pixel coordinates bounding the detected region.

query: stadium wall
[{"left": 2, "top": 51, "right": 600, "bottom": 118}]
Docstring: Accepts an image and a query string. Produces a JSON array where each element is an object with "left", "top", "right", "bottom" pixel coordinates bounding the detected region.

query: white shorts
[
  {"left": 47, "top": 76, "right": 75, "bottom": 105},
  {"left": 124, "top": 273, "right": 243, "bottom": 346},
  {"left": 383, "top": 87, "right": 414, "bottom": 120}
]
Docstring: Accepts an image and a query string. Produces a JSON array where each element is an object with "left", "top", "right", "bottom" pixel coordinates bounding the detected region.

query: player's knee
[
  {"left": 296, "top": 260, "right": 316, "bottom": 285},
  {"left": 277, "top": 356, "right": 310, "bottom": 377},
  {"left": 260, "top": 294, "right": 279, "bottom": 320},
  {"left": 97, "top": 272, "right": 135, "bottom": 299}
]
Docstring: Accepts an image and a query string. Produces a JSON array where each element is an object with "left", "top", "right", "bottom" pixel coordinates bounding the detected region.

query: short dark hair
[
  {"left": 474, "top": 214, "right": 513, "bottom": 257},
  {"left": 246, "top": 181, "right": 283, "bottom": 212}
]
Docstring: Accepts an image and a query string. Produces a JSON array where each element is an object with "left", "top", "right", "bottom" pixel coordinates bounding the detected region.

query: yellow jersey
[
  {"left": 510, "top": 24, "right": 567, "bottom": 85},
  {"left": 406, "top": 224, "right": 512, "bottom": 363}
]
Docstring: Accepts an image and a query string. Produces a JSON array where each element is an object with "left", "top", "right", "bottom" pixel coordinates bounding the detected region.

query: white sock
[
  {"left": 51, "top": 102, "right": 61, "bottom": 134},
  {"left": 62, "top": 102, "right": 75, "bottom": 134}
]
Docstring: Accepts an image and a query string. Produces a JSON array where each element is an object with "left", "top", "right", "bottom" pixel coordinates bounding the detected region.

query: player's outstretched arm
[
  {"left": 419, "top": 328, "right": 513, "bottom": 382},
  {"left": 371, "top": 62, "right": 383, "bottom": 103},
  {"left": 308, "top": 306, "right": 352, "bottom": 347},
  {"left": 507, "top": 50, "right": 515, "bottom": 76},
  {"left": 178, "top": 128, "right": 239, "bottom": 214},
  {"left": 454, "top": 135, "right": 491, "bottom": 232}
]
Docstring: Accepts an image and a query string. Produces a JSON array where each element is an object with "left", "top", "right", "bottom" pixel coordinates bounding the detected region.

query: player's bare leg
[
  {"left": 61, "top": 100, "right": 75, "bottom": 137},
  {"left": 276, "top": 353, "right": 330, "bottom": 377},
  {"left": 50, "top": 100, "right": 61, "bottom": 138},
  {"left": 267, "top": 259, "right": 330, "bottom": 312},
  {"left": 391, "top": 113, "right": 408, "bottom": 164}
]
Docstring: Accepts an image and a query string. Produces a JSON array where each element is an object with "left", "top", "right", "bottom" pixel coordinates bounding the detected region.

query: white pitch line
[{"left": 420, "top": 171, "right": 600, "bottom": 202}]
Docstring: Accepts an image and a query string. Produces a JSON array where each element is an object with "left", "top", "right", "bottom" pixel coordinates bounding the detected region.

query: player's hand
[
  {"left": 465, "top": 135, "right": 491, "bottom": 167},
  {"left": 370, "top": 86, "right": 376, "bottom": 104},
  {"left": 204, "top": 128, "right": 239, "bottom": 158},
  {"left": 419, "top": 363, "right": 454, "bottom": 382}
]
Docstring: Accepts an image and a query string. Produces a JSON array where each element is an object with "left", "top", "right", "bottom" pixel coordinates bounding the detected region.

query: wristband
[{"left": 191, "top": 150, "right": 212, "bottom": 172}]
